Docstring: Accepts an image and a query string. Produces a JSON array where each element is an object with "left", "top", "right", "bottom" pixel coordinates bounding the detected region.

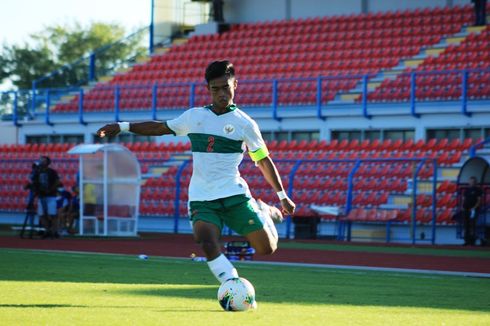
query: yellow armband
[{"left": 248, "top": 146, "right": 269, "bottom": 162}]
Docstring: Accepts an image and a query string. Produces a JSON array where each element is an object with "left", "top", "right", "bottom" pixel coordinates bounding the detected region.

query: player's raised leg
[
  {"left": 245, "top": 199, "right": 283, "bottom": 255},
  {"left": 193, "top": 220, "right": 238, "bottom": 283}
]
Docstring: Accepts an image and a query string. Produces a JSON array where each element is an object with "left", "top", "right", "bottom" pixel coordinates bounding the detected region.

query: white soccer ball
[{"left": 217, "top": 277, "right": 256, "bottom": 311}]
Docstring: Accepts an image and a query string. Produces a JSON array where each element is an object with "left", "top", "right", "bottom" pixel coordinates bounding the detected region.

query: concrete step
[
  {"left": 465, "top": 25, "right": 487, "bottom": 33},
  {"left": 379, "top": 203, "right": 408, "bottom": 210},
  {"left": 404, "top": 59, "right": 425, "bottom": 68},
  {"left": 438, "top": 167, "right": 459, "bottom": 179},
  {"left": 153, "top": 47, "right": 169, "bottom": 55},
  {"left": 149, "top": 167, "right": 170, "bottom": 175},
  {"left": 172, "top": 153, "right": 192, "bottom": 160},
  {"left": 332, "top": 23, "right": 477, "bottom": 103},
  {"left": 389, "top": 194, "right": 413, "bottom": 206},
  {"left": 424, "top": 47, "right": 446, "bottom": 57},
  {"left": 172, "top": 38, "right": 189, "bottom": 45},
  {"left": 98, "top": 75, "right": 114, "bottom": 83},
  {"left": 445, "top": 36, "right": 466, "bottom": 45}
]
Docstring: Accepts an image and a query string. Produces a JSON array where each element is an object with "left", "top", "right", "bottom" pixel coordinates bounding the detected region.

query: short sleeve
[
  {"left": 243, "top": 120, "right": 269, "bottom": 162},
  {"left": 166, "top": 110, "right": 192, "bottom": 136}
]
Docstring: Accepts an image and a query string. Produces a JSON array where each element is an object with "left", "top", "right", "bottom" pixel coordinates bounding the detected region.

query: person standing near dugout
[
  {"left": 97, "top": 61, "right": 296, "bottom": 284},
  {"left": 32, "top": 155, "right": 61, "bottom": 238},
  {"left": 462, "top": 176, "right": 483, "bottom": 246}
]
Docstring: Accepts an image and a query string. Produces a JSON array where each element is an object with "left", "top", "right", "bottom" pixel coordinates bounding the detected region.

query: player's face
[{"left": 207, "top": 75, "right": 237, "bottom": 110}]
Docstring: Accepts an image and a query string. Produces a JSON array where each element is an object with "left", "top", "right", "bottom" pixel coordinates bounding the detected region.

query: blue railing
[
  {"left": 169, "top": 158, "right": 438, "bottom": 244},
  {"left": 2, "top": 68, "right": 489, "bottom": 126},
  {"left": 0, "top": 156, "right": 439, "bottom": 243},
  {"left": 29, "top": 26, "right": 151, "bottom": 116},
  {"left": 469, "top": 136, "right": 490, "bottom": 157}
]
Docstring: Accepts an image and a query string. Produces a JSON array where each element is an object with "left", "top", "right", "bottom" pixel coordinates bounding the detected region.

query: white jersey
[{"left": 166, "top": 104, "right": 269, "bottom": 202}]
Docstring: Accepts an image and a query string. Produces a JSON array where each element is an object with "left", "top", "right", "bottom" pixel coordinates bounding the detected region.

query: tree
[{"left": 0, "top": 22, "right": 147, "bottom": 90}]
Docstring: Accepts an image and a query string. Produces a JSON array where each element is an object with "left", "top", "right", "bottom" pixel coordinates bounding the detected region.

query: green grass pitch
[{"left": 0, "top": 249, "right": 489, "bottom": 325}]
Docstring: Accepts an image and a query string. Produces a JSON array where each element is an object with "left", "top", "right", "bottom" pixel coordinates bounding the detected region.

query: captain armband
[{"left": 248, "top": 146, "right": 269, "bottom": 162}]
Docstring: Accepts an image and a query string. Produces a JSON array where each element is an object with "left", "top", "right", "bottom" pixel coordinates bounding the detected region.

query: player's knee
[
  {"left": 198, "top": 239, "right": 221, "bottom": 256},
  {"left": 254, "top": 241, "right": 277, "bottom": 255}
]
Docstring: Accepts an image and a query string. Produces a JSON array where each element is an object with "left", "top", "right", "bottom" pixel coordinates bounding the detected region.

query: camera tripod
[{"left": 20, "top": 206, "right": 38, "bottom": 239}]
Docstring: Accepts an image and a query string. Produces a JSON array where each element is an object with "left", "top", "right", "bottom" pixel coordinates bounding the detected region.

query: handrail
[
  {"left": 469, "top": 136, "right": 490, "bottom": 158},
  {"left": 167, "top": 157, "right": 438, "bottom": 243},
  {"left": 285, "top": 160, "right": 303, "bottom": 239},
  {"left": 411, "top": 160, "right": 426, "bottom": 245},
  {"left": 3, "top": 67, "right": 490, "bottom": 126},
  {"left": 174, "top": 159, "right": 190, "bottom": 233},
  {"left": 32, "top": 26, "right": 150, "bottom": 90}
]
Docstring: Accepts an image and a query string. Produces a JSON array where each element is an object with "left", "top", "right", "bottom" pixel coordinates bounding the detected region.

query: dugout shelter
[
  {"left": 456, "top": 156, "right": 490, "bottom": 244},
  {"left": 68, "top": 144, "right": 141, "bottom": 236}
]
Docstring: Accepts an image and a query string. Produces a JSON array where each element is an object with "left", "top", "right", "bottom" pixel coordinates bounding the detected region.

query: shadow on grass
[
  {"left": 114, "top": 282, "right": 490, "bottom": 313},
  {"left": 0, "top": 304, "right": 86, "bottom": 308},
  {"left": 0, "top": 303, "right": 219, "bottom": 312},
  {"left": 1, "top": 249, "right": 489, "bottom": 313}
]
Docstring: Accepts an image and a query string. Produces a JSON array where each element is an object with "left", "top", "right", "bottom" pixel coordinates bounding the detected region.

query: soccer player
[{"left": 97, "top": 60, "right": 296, "bottom": 283}]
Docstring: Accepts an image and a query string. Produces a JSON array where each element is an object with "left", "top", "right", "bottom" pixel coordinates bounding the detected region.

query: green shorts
[{"left": 188, "top": 194, "right": 264, "bottom": 236}]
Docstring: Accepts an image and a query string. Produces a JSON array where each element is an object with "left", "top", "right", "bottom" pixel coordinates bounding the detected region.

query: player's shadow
[
  {"left": 117, "top": 286, "right": 216, "bottom": 302},
  {"left": 0, "top": 304, "right": 86, "bottom": 309},
  {"left": 0, "top": 303, "right": 220, "bottom": 313},
  {"left": 116, "top": 278, "right": 490, "bottom": 314},
  {"left": 2, "top": 250, "right": 489, "bottom": 313}
]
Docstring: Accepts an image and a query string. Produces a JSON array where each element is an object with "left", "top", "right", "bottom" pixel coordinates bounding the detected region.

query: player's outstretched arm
[
  {"left": 96, "top": 121, "right": 174, "bottom": 138},
  {"left": 256, "top": 156, "right": 296, "bottom": 215}
]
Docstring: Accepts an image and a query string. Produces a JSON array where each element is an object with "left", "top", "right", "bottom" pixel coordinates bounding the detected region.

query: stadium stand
[
  {"left": 0, "top": 138, "right": 476, "bottom": 227},
  {"left": 363, "top": 25, "right": 490, "bottom": 102},
  {"left": 51, "top": 4, "right": 483, "bottom": 113}
]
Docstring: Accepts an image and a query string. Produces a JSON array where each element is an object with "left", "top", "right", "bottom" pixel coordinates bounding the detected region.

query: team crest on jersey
[{"left": 223, "top": 124, "right": 235, "bottom": 135}]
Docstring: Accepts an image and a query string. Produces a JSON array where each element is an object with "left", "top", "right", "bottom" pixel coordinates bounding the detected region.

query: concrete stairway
[{"left": 334, "top": 25, "right": 487, "bottom": 104}]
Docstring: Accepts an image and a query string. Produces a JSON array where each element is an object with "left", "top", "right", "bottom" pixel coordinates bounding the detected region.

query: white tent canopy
[{"left": 68, "top": 144, "right": 141, "bottom": 236}]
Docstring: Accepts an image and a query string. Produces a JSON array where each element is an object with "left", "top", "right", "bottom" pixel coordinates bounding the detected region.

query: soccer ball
[{"left": 217, "top": 277, "right": 256, "bottom": 311}]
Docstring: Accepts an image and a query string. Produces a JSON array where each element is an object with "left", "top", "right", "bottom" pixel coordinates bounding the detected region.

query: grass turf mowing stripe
[{"left": 1, "top": 249, "right": 489, "bottom": 325}]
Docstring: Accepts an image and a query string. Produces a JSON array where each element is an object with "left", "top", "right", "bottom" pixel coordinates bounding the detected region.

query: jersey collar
[{"left": 205, "top": 104, "right": 237, "bottom": 116}]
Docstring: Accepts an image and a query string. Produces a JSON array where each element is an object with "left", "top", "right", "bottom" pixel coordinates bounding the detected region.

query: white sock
[{"left": 207, "top": 254, "right": 239, "bottom": 284}]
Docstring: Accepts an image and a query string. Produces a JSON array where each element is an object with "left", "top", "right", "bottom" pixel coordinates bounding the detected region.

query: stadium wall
[
  {"left": 225, "top": 0, "right": 471, "bottom": 23},
  {"left": 15, "top": 102, "right": 490, "bottom": 144},
  {"left": 0, "top": 122, "right": 18, "bottom": 144}
]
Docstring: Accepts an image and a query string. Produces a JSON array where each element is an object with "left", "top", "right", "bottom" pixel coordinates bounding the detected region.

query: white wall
[
  {"left": 226, "top": 0, "right": 288, "bottom": 23},
  {"left": 224, "top": 0, "right": 471, "bottom": 24},
  {"left": 0, "top": 122, "right": 18, "bottom": 144},
  {"left": 15, "top": 102, "right": 490, "bottom": 144},
  {"left": 368, "top": 0, "right": 448, "bottom": 12},
  {"left": 290, "top": 0, "right": 363, "bottom": 18}
]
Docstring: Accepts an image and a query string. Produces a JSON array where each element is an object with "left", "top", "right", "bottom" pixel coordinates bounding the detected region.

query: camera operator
[{"left": 32, "top": 155, "right": 61, "bottom": 239}]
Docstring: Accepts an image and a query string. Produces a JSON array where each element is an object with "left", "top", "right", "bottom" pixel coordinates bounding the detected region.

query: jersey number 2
[{"left": 207, "top": 136, "right": 215, "bottom": 152}]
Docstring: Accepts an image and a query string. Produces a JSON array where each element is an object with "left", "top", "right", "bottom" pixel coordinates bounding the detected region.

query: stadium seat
[{"left": 50, "top": 4, "right": 483, "bottom": 113}]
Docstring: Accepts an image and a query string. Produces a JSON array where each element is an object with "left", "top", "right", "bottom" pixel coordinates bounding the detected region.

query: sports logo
[{"left": 223, "top": 124, "right": 235, "bottom": 135}]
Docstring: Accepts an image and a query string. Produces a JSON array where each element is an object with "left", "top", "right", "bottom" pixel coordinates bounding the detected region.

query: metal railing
[
  {"left": 169, "top": 158, "right": 438, "bottom": 244},
  {"left": 0, "top": 156, "right": 440, "bottom": 244},
  {"left": 28, "top": 26, "right": 151, "bottom": 117},
  {"left": 32, "top": 26, "right": 150, "bottom": 90},
  {"left": 2, "top": 68, "right": 489, "bottom": 126},
  {"left": 469, "top": 136, "right": 490, "bottom": 157}
]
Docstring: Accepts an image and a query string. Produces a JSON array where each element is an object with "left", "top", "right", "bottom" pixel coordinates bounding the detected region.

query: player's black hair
[
  {"left": 205, "top": 60, "right": 235, "bottom": 84},
  {"left": 40, "top": 155, "right": 51, "bottom": 166}
]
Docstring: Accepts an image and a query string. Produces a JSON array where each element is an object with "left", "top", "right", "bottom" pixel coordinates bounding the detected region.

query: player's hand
[
  {"left": 96, "top": 123, "right": 120, "bottom": 138},
  {"left": 280, "top": 197, "right": 296, "bottom": 216}
]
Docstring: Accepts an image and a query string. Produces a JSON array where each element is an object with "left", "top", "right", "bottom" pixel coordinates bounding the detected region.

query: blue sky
[{"left": 0, "top": 0, "right": 151, "bottom": 45}]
